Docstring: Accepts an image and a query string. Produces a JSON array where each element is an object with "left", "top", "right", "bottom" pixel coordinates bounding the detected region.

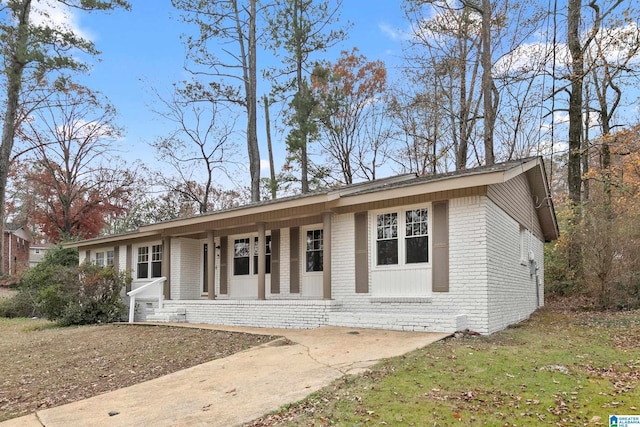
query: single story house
[{"left": 65, "top": 156, "right": 558, "bottom": 334}]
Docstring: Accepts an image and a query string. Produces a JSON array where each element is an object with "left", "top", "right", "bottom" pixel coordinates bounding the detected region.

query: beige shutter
[
  {"left": 289, "top": 227, "right": 300, "bottom": 294},
  {"left": 125, "top": 245, "right": 132, "bottom": 292},
  {"left": 270, "top": 229, "right": 280, "bottom": 294},
  {"left": 219, "top": 236, "right": 228, "bottom": 295},
  {"left": 354, "top": 212, "right": 369, "bottom": 293},
  {"left": 432, "top": 200, "right": 449, "bottom": 292},
  {"left": 113, "top": 246, "right": 120, "bottom": 272}
]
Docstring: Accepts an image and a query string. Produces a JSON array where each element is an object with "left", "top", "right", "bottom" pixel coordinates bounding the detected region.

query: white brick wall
[
  {"left": 165, "top": 299, "right": 338, "bottom": 329},
  {"left": 485, "top": 199, "right": 544, "bottom": 333},
  {"left": 171, "top": 238, "right": 202, "bottom": 300}
]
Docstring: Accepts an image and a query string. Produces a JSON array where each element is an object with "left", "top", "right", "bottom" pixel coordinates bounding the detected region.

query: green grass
[{"left": 255, "top": 307, "right": 640, "bottom": 426}]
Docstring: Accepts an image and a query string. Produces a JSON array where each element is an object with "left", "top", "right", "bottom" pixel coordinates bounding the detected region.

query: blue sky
[{"left": 67, "top": 1, "right": 410, "bottom": 182}]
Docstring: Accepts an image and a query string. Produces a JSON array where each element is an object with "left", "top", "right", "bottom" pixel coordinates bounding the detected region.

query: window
[
  {"left": 306, "top": 229, "right": 323, "bottom": 272},
  {"left": 253, "top": 235, "right": 271, "bottom": 275},
  {"left": 95, "top": 252, "right": 105, "bottom": 267},
  {"left": 137, "top": 245, "right": 162, "bottom": 279},
  {"left": 376, "top": 207, "right": 429, "bottom": 266},
  {"left": 376, "top": 213, "right": 398, "bottom": 265},
  {"left": 405, "top": 208, "right": 429, "bottom": 263},
  {"left": 234, "top": 238, "right": 250, "bottom": 275},
  {"left": 151, "top": 245, "right": 163, "bottom": 277},
  {"left": 107, "top": 250, "right": 115, "bottom": 267},
  {"left": 137, "top": 247, "right": 149, "bottom": 279}
]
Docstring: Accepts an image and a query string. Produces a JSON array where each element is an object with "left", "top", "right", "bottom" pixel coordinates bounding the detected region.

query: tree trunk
[
  {"left": 0, "top": 0, "right": 31, "bottom": 275},
  {"left": 247, "top": 0, "right": 260, "bottom": 202},
  {"left": 567, "top": 0, "right": 584, "bottom": 274},
  {"left": 294, "top": 0, "right": 310, "bottom": 194},
  {"left": 481, "top": 0, "right": 495, "bottom": 166},
  {"left": 567, "top": 0, "right": 583, "bottom": 207},
  {"left": 264, "top": 95, "right": 277, "bottom": 199}
]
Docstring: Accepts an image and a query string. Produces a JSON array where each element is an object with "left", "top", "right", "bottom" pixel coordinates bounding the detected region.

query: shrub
[
  {"left": 38, "top": 264, "right": 129, "bottom": 326},
  {"left": 1, "top": 246, "right": 130, "bottom": 325}
]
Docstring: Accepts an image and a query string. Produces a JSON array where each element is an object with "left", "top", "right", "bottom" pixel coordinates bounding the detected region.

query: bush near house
[{"left": 0, "top": 246, "right": 129, "bottom": 325}]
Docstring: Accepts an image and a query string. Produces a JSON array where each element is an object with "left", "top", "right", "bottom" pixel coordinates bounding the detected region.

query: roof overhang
[{"left": 65, "top": 156, "right": 559, "bottom": 249}]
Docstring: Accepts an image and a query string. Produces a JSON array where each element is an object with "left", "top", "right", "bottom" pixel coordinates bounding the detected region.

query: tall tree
[
  {"left": 403, "top": 0, "right": 482, "bottom": 170},
  {"left": 267, "top": 0, "right": 347, "bottom": 193},
  {"left": 150, "top": 84, "right": 239, "bottom": 214},
  {"left": 172, "top": 0, "right": 261, "bottom": 202},
  {"left": 565, "top": 0, "right": 624, "bottom": 206},
  {"left": 0, "top": 0, "right": 130, "bottom": 272},
  {"left": 19, "top": 81, "right": 134, "bottom": 241},
  {"left": 403, "top": 0, "right": 547, "bottom": 168},
  {"left": 312, "top": 48, "right": 389, "bottom": 184}
]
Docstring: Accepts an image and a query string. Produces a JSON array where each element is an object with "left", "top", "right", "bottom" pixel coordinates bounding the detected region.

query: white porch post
[
  {"left": 207, "top": 231, "right": 216, "bottom": 300},
  {"left": 257, "top": 223, "right": 266, "bottom": 300},
  {"left": 322, "top": 211, "right": 332, "bottom": 300}
]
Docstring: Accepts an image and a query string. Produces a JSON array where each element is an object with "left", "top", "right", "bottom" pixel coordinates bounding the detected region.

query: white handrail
[{"left": 127, "top": 277, "right": 167, "bottom": 323}]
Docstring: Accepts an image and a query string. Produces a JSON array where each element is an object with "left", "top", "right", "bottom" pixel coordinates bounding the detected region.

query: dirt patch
[{"left": 0, "top": 319, "right": 277, "bottom": 421}]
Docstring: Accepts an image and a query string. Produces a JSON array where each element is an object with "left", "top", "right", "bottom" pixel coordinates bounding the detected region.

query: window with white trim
[
  {"left": 234, "top": 238, "right": 250, "bottom": 275},
  {"left": 306, "top": 229, "right": 323, "bottom": 272},
  {"left": 253, "top": 236, "right": 271, "bottom": 275},
  {"left": 95, "top": 252, "right": 105, "bottom": 267},
  {"left": 151, "top": 245, "right": 162, "bottom": 277},
  {"left": 375, "top": 208, "right": 429, "bottom": 266},
  {"left": 107, "top": 250, "right": 114, "bottom": 267},
  {"left": 137, "top": 247, "right": 149, "bottom": 278},
  {"left": 137, "top": 245, "right": 162, "bottom": 279}
]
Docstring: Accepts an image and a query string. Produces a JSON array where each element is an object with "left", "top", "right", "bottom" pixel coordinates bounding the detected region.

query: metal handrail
[{"left": 126, "top": 276, "right": 167, "bottom": 323}]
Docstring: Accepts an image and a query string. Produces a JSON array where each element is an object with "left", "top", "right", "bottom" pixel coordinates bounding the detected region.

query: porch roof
[{"left": 65, "top": 156, "right": 558, "bottom": 249}]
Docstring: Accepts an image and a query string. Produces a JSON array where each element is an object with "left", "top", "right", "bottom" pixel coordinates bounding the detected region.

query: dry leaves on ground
[{"left": 0, "top": 319, "right": 276, "bottom": 422}]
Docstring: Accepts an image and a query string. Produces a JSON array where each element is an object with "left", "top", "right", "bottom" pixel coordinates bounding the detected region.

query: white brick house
[{"left": 66, "top": 157, "right": 558, "bottom": 334}]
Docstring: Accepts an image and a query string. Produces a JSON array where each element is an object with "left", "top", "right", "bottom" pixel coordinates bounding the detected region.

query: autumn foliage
[{"left": 547, "top": 125, "right": 640, "bottom": 309}]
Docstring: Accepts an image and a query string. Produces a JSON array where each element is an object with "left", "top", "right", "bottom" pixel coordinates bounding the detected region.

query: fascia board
[{"left": 139, "top": 193, "right": 330, "bottom": 233}]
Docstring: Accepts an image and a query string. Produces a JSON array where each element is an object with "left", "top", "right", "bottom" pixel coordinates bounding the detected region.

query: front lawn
[
  {"left": 0, "top": 319, "right": 275, "bottom": 422},
  {"left": 248, "top": 305, "right": 640, "bottom": 426}
]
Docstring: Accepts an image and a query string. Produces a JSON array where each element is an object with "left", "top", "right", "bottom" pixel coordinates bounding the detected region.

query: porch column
[
  {"left": 257, "top": 223, "right": 266, "bottom": 300},
  {"left": 322, "top": 211, "right": 332, "bottom": 300},
  {"left": 162, "top": 236, "right": 171, "bottom": 300},
  {"left": 207, "top": 231, "right": 216, "bottom": 300}
]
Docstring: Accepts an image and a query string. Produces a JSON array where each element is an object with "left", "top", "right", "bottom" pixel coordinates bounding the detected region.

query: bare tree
[
  {"left": 19, "top": 81, "right": 134, "bottom": 241},
  {"left": 172, "top": 0, "right": 261, "bottom": 202},
  {"left": 150, "top": 84, "right": 239, "bottom": 214}
]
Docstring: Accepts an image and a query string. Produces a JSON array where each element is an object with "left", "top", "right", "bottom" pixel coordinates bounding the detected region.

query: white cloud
[
  {"left": 260, "top": 159, "right": 271, "bottom": 172},
  {"left": 30, "top": 0, "right": 94, "bottom": 42},
  {"left": 379, "top": 23, "right": 401, "bottom": 41}
]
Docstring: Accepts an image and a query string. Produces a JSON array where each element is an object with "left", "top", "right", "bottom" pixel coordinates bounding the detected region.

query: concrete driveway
[{"left": 2, "top": 324, "right": 448, "bottom": 427}]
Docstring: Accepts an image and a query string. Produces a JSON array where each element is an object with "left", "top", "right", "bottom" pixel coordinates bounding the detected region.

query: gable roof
[{"left": 66, "top": 156, "right": 558, "bottom": 248}]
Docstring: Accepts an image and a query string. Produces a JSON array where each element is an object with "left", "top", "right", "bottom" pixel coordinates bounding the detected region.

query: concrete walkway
[{"left": 2, "top": 324, "right": 448, "bottom": 427}]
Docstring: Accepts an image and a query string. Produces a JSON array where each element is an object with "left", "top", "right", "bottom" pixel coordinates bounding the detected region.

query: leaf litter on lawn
[
  {"left": 0, "top": 318, "right": 277, "bottom": 422},
  {"left": 246, "top": 305, "right": 640, "bottom": 426}
]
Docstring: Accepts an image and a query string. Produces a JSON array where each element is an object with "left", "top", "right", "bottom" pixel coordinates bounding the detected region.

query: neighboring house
[
  {"left": 65, "top": 157, "right": 558, "bottom": 334},
  {"left": 3, "top": 224, "right": 32, "bottom": 275},
  {"left": 29, "top": 244, "right": 52, "bottom": 268}
]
